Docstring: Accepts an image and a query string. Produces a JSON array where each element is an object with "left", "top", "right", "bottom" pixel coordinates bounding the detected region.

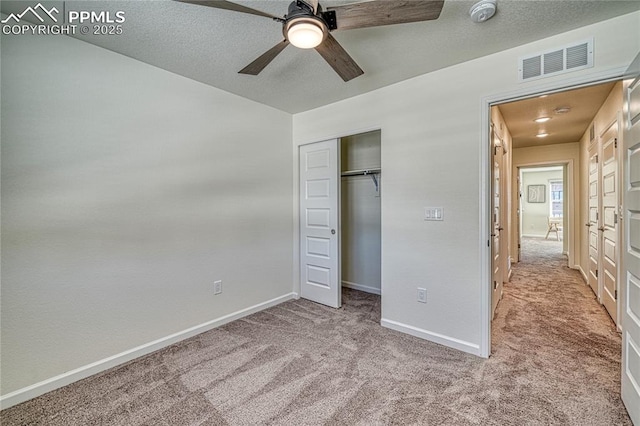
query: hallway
[{"left": 492, "top": 237, "right": 630, "bottom": 424}]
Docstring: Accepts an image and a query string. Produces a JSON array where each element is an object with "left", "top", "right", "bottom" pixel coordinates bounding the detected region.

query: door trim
[{"left": 479, "top": 66, "right": 627, "bottom": 358}]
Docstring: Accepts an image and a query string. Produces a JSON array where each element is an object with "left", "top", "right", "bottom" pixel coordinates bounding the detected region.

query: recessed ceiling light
[
  {"left": 536, "top": 133, "right": 549, "bottom": 138},
  {"left": 554, "top": 106, "right": 571, "bottom": 114},
  {"left": 534, "top": 117, "right": 551, "bottom": 123}
]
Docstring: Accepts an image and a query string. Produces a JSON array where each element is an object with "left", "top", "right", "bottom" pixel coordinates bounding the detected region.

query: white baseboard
[
  {"left": 342, "top": 280, "right": 381, "bottom": 295},
  {"left": 380, "top": 318, "right": 481, "bottom": 356},
  {"left": 0, "top": 292, "right": 298, "bottom": 410}
]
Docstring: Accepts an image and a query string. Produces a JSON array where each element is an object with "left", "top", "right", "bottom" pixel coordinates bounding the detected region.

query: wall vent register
[{"left": 519, "top": 38, "right": 593, "bottom": 82}]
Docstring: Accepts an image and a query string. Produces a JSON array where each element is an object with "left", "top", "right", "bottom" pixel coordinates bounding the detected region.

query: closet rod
[{"left": 341, "top": 168, "right": 381, "bottom": 177}]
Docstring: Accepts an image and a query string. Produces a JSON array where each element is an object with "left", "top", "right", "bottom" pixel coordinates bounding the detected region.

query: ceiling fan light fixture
[
  {"left": 534, "top": 117, "right": 551, "bottom": 123},
  {"left": 536, "top": 132, "right": 549, "bottom": 138},
  {"left": 287, "top": 21, "right": 325, "bottom": 49}
]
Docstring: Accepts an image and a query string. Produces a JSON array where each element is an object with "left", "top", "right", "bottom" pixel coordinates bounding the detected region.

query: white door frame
[{"left": 479, "top": 66, "right": 627, "bottom": 358}]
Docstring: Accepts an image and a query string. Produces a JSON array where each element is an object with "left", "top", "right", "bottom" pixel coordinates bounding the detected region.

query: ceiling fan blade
[
  {"left": 175, "top": 0, "right": 281, "bottom": 20},
  {"left": 315, "top": 33, "right": 364, "bottom": 82},
  {"left": 239, "top": 40, "right": 290, "bottom": 75},
  {"left": 327, "top": 0, "right": 444, "bottom": 31}
]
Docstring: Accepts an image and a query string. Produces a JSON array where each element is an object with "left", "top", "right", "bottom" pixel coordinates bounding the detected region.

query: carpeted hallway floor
[{"left": 1, "top": 238, "right": 631, "bottom": 425}]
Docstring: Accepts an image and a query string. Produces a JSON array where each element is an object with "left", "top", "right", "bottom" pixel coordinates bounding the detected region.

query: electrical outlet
[
  {"left": 214, "top": 280, "right": 222, "bottom": 295},
  {"left": 417, "top": 288, "right": 427, "bottom": 303}
]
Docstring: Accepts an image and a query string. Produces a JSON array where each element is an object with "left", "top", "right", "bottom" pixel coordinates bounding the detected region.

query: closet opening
[
  {"left": 340, "top": 130, "right": 382, "bottom": 299},
  {"left": 298, "top": 130, "right": 381, "bottom": 310}
]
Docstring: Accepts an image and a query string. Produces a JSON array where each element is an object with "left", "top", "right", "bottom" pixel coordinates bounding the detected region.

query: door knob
[
  {"left": 585, "top": 223, "right": 592, "bottom": 227},
  {"left": 498, "top": 227, "right": 504, "bottom": 231},
  {"left": 331, "top": 229, "right": 336, "bottom": 235},
  {"left": 598, "top": 226, "right": 605, "bottom": 232}
]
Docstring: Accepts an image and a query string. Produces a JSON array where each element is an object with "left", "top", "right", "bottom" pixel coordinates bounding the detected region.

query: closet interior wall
[{"left": 340, "top": 131, "right": 382, "bottom": 295}]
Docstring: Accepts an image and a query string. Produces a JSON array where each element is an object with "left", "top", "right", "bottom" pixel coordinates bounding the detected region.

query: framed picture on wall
[{"left": 527, "top": 184, "right": 546, "bottom": 203}]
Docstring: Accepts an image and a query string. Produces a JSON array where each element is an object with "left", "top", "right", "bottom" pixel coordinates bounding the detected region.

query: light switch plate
[{"left": 424, "top": 207, "right": 444, "bottom": 221}]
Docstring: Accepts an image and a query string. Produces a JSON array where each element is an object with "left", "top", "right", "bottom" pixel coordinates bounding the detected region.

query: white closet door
[
  {"left": 599, "top": 120, "right": 619, "bottom": 325},
  {"left": 588, "top": 143, "right": 600, "bottom": 298},
  {"left": 299, "top": 140, "right": 341, "bottom": 308},
  {"left": 621, "top": 53, "right": 640, "bottom": 425},
  {"left": 491, "top": 133, "right": 503, "bottom": 318}
]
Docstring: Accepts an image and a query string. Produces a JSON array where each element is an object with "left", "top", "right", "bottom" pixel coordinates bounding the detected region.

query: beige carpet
[{"left": 1, "top": 239, "right": 630, "bottom": 425}]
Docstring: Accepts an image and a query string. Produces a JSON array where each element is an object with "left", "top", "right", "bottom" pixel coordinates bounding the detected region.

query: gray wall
[{"left": 1, "top": 31, "right": 293, "bottom": 395}]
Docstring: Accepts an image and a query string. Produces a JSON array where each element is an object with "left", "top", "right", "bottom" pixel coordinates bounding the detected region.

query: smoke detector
[{"left": 470, "top": 0, "right": 497, "bottom": 23}]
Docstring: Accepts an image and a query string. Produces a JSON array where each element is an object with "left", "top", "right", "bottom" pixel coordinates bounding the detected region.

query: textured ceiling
[
  {"left": 497, "top": 81, "right": 617, "bottom": 149},
  {"left": 2, "top": 1, "right": 639, "bottom": 113}
]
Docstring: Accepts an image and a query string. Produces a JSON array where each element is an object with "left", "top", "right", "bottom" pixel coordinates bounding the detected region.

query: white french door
[
  {"left": 299, "top": 139, "right": 341, "bottom": 308},
  {"left": 621, "top": 53, "right": 640, "bottom": 425}
]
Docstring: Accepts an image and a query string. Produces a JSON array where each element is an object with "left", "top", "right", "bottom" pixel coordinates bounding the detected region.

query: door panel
[
  {"left": 622, "top": 52, "right": 640, "bottom": 424},
  {"left": 588, "top": 144, "right": 600, "bottom": 297},
  {"left": 600, "top": 121, "right": 619, "bottom": 324},
  {"left": 491, "top": 129, "right": 503, "bottom": 318},
  {"left": 299, "top": 140, "right": 340, "bottom": 308}
]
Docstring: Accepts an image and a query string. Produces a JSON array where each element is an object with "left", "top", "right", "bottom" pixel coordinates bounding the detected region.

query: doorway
[
  {"left": 482, "top": 77, "right": 625, "bottom": 357},
  {"left": 518, "top": 165, "right": 566, "bottom": 258},
  {"left": 299, "top": 130, "right": 382, "bottom": 309},
  {"left": 484, "top": 76, "right": 629, "bottom": 416}
]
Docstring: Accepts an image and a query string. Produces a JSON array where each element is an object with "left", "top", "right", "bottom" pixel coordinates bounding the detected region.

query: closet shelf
[{"left": 341, "top": 168, "right": 381, "bottom": 177}]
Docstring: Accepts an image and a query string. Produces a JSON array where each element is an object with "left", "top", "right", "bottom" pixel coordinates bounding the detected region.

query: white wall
[
  {"left": 293, "top": 12, "right": 640, "bottom": 355},
  {"left": 0, "top": 31, "right": 294, "bottom": 397},
  {"left": 341, "top": 131, "right": 382, "bottom": 294},
  {"left": 521, "top": 169, "right": 564, "bottom": 237}
]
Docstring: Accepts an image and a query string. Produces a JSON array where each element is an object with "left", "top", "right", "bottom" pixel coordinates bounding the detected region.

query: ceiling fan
[{"left": 175, "top": 0, "right": 445, "bottom": 81}]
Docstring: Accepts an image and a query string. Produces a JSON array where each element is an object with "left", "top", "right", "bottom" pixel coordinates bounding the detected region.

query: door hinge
[
  {"left": 595, "top": 154, "right": 599, "bottom": 163},
  {"left": 494, "top": 281, "right": 498, "bottom": 290},
  {"left": 614, "top": 213, "right": 618, "bottom": 224},
  {"left": 615, "top": 290, "right": 618, "bottom": 299},
  {"left": 614, "top": 138, "right": 618, "bottom": 149},
  {"left": 596, "top": 212, "right": 599, "bottom": 221},
  {"left": 595, "top": 269, "right": 598, "bottom": 278},
  {"left": 487, "top": 240, "right": 490, "bottom": 247}
]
